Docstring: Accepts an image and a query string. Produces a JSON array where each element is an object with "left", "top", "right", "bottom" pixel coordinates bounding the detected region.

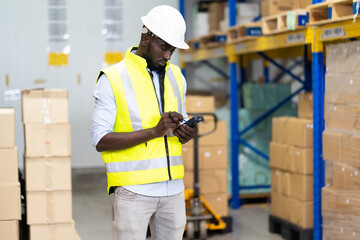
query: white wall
[{"left": 0, "top": 0, "right": 178, "bottom": 169}]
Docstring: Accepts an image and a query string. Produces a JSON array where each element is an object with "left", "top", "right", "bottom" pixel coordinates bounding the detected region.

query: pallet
[
  {"left": 308, "top": 0, "right": 360, "bottom": 25},
  {"left": 185, "top": 38, "right": 201, "bottom": 51},
  {"left": 227, "top": 22, "right": 262, "bottom": 43},
  {"left": 199, "top": 31, "right": 227, "bottom": 49},
  {"left": 262, "top": 9, "right": 307, "bottom": 35},
  {"left": 269, "top": 215, "right": 313, "bottom": 240}
]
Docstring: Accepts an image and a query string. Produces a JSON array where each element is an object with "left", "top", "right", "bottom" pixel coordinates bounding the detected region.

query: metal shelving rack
[{"left": 179, "top": 0, "right": 360, "bottom": 239}]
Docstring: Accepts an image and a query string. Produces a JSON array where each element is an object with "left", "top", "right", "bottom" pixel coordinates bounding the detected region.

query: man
[{"left": 92, "top": 5, "right": 197, "bottom": 240}]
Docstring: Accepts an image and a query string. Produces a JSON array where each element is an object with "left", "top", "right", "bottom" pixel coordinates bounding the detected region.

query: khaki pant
[{"left": 113, "top": 187, "right": 186, "bottom": 240}]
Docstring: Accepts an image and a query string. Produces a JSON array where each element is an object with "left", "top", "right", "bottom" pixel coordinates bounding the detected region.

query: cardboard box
[
  {"left": 0, "top": 108, "right": 15, "bottom": 149},
  {"left": 325, "top": 103, "right": 360, "bottom": 135},
  {"left": 323, "top": 214, "right": 360, "bottom": 240},
  {"left": 322, "top": 187, "right": 360, "bottom": 218},
  {"left": 283, "top": 196, "right": 293, "bottom": 221},
  {"left": 25, "top": 157, "right": 72, "bottom": 191},
  {"left": 198, "top": 121, "right": 227, "bottom": 146},
  {"left": 261, "top": 0, "right": 300, "bottom": 17},
  {"left": 0, "top": 148, "right": 18, "bottom": 183},
  {"left": 185, "top": 95, "right": 215, "bottom": 114},
  {"left": 323, "top": 131, "right": 360, "bottom": 168},
  {"left": 0, "top": 220, "right": 18, "bottom": 240},
  {"left": 182, "top": 145, "right": 227, "bottom": 170},
  {"left": 290, "top": 173, "right": 313, "bottom": 201},
  {"left": 298, "top": 92, "right": 313, "bottom": 119},
  {"left": 281, "top": 171, "right": 291, "bottom": 196},
  {"left": 325, "top": 72, "right": 360, "bottom": 105},
  {"left": 271, "top": 169, "right": 282, "bottom": 193},
  {"left": 271, "top": 191, "right": 284, "bottom": 219},
  {"left": 26, "top": 190, "right": 72, "bottom": 224},
  {"left": 326, "top": 41, "right": 360, "bottom": 74},
  {"left": 272, "top": 117, "right": 288, "bottom": 143},
  {"left": 285, "top": 117, "right": 313, "bottom": 148},
  {"left": 30, "top": 221, "right": 75, "bottom": 240},
  {"left": 184, "top": 169, "right": 227, "bottom": 194},
  {"left": 300, "top": 0, "right": 313, "bottom": 8},
  {"left": 330, "top": 161, "right": 360, "bottom": 190},
  {"left": 269, "top": 142, "right": 291, "bottom": 170},
  {"left": 289, "top": 147, "right": 313, "bottom": 174},
  {"left": 289, "top": 198, "right": 313, "bottom": 228},
  {"left": 22, "top": 89, "right": 69, "bottom": 124},
  {"left": 25, "top": 123, "right": 71, "bottom": 158},
  {"left": 208, "top": 2, "right": 226, "bottom": 32},
  {"left": 202, "top": 193, "right": 229, "bottom": 216},
  {"left": 0, "top": 183, "right": 21, "bottom": 220}
]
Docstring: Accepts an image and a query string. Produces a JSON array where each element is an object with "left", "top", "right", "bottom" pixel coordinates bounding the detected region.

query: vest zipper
[{"left": 164, "top": 135, "right": 172, "bottom": 180}]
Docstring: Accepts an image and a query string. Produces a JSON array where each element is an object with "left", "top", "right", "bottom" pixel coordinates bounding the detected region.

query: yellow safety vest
[{"left": 97, "top": 47, "right": 184, "bottom": 193}]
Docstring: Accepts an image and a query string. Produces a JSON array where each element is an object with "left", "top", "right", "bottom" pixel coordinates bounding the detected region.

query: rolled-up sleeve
[{"left": 91, "top": 74, "right": 116, "bottom": 148}]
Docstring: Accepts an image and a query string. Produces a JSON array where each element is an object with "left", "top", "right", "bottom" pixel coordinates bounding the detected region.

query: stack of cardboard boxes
[
  {"left": 322, "top": 41, "right": 360, "bottom": 238},
  {"left": 269, "top": 95, "right": 314, "bottom": 229},
  {"left": 0, "top": 108, "right": 21, "bottom": 240},
  {"left": 261, "top": 0, "right": 313, "bottom": 17},
  {"left": 22, "top": 89, "right": 76, "bottom": 239},
  {"left": 182, "top": 95, "right": 228, "bottom": 216}
]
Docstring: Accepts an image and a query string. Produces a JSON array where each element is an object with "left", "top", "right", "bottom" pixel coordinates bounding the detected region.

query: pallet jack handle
[{"left": 188, "top": 113, "right": 217, "bottom": 199}]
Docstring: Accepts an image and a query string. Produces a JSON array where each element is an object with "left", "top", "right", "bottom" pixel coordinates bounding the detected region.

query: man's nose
[{"left": 164, "top": 50, "right": 172, "bottom": 60}]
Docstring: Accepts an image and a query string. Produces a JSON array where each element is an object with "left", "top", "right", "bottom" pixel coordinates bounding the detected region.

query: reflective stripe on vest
[
  {"left": 115, "top": 62, "right": 143, "bottom": 131},
  {"left": 105, "top": 155, "right": 183, "bottom": 173},
  {"left": 166, "top": 67, "right": 182, "bottom": 115}
]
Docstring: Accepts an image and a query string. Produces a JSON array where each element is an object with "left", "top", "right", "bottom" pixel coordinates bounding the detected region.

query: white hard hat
[{"left": 141, "top": 5, "right": 189, "bottom": 49}]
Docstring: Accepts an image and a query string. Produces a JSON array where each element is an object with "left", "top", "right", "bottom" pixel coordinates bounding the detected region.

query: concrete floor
[{"left": 72, "top": 168, "right": 282, "bottom": 240}]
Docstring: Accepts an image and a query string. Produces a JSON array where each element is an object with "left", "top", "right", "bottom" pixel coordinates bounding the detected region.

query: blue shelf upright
[
  {"left": 312, "top": 31, "right": 325, "bottom": 240},
  {"left": 228, "top": 0, "right": 241, "bottom": 209}
]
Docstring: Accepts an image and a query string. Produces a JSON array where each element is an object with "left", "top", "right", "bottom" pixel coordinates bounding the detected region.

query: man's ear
[{"left": 140, "top": 34, "right": 150, "bottom": 47}]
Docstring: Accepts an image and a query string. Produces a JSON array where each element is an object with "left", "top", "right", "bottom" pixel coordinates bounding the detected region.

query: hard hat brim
[{"left": 141, "top": 17, "right": 189, "bottom": 50}]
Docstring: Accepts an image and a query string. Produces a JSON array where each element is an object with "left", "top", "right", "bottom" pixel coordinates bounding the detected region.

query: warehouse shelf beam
[
  {"left": 201, "top": 60, "right": 229, "bottom": 79},
  {"left": 237, "top": 138, "right": 269, "bottom": 161},
  {"left": 271, "top": 60, "right": 303, "bottom": 83},
  {"left": 264, "top": 60, "right": 269, "bottom": 83},
  {"left": 238, "top": 86, "right": 304, "bottom": 138},
  {"left": 257, "top": 52, "right": 305, "bottom": 84}
]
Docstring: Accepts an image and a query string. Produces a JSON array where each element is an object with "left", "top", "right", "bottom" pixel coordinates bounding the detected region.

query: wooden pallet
[
  {"left": 308, "top": 0, "right": 360, "bottom": 25},
  {"left": 269, "top": 215, "right": 313, "bottom": 240},
  {"left": 262, "top": 9, "right": 307, "bottom": 35},
  {"left": 227, "top": 22, "right": 262, "bottom": 44},
  {"left": 185, "top": 38, "right": 201, "bottom": 51},
  {"left": 199, "top": 31, "right": 227, "bottom": 49}
]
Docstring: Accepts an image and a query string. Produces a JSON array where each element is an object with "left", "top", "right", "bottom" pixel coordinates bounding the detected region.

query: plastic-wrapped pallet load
[
  {"left": 322, "top": 40, "right": 360, "bottom": 239},
  {"left": 0, "top": 108, "right": 21, "bottom": 240},
  {"left": 22, "top": 89, "right": 79, "bottom": 240}
]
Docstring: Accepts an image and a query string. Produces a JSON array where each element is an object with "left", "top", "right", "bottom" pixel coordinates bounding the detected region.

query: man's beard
[{"left": 144, "top": 43, "right": 165, "bottom": 72}]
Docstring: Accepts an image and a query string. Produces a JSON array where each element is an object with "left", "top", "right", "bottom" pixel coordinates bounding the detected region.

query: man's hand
[
  {"left": 173, "top": 124, "right": 198, "bottom": 144},
  {"left": 152, "top": 111, "right": 184, "bottom": 137}
]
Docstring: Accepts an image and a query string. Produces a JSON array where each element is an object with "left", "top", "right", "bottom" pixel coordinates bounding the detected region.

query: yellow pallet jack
[{"left": 184, "top": 113, "right": 232, "bottom": 240}]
